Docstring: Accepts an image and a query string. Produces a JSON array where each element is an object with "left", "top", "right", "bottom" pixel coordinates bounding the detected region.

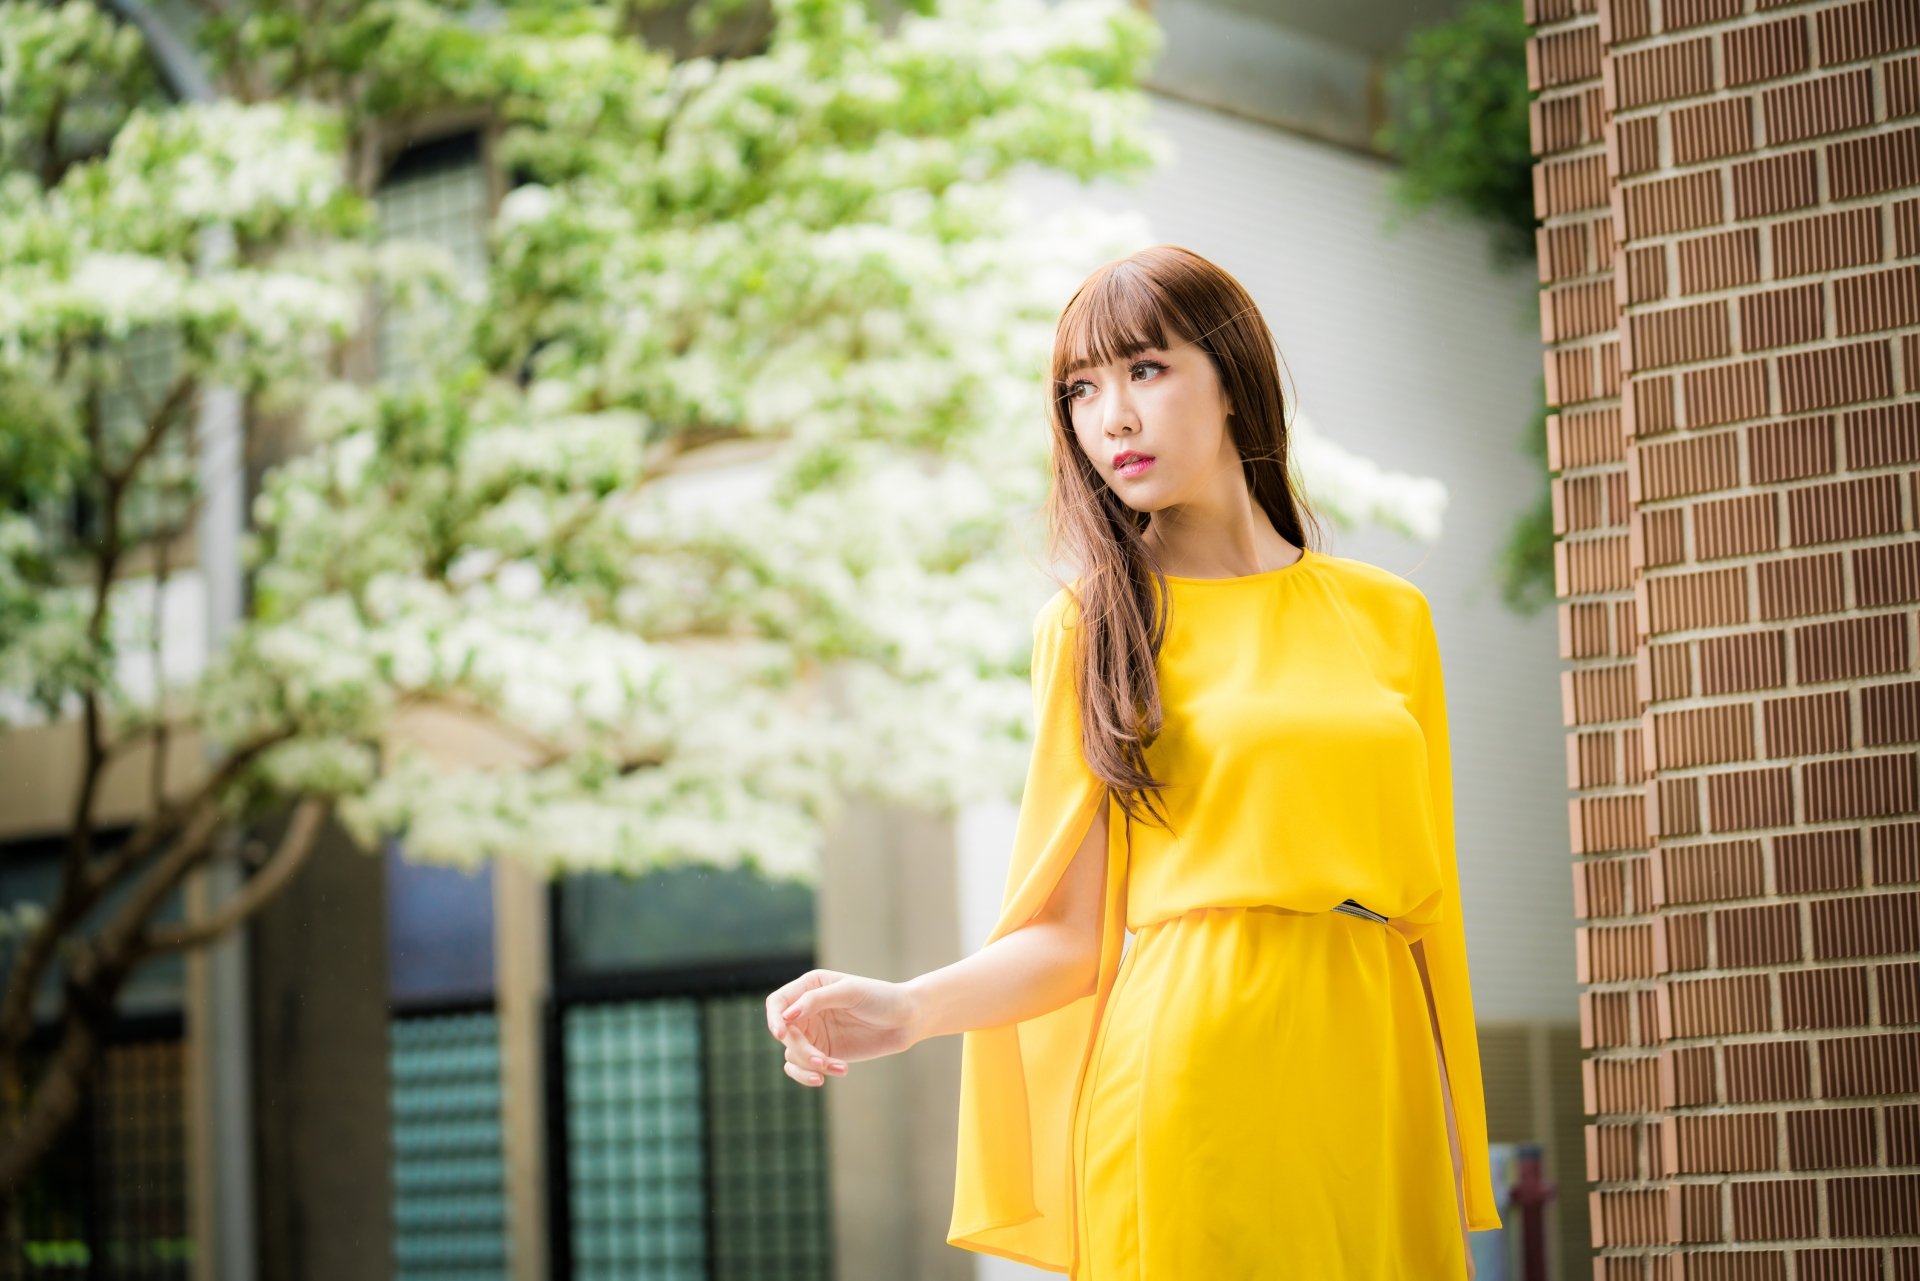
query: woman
[{"left": 765, "top": 244, "right": 1502, "bottom": 1278}]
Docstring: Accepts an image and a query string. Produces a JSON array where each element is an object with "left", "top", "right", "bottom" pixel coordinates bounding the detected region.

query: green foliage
[
  {"left": 1496, "top": 375, "right": 1556, "bottom": 617},
  {"left": 1374, "top": 0, "right": 1534, "bottom": 267},
  {"left": 1375, "top": 0, "right": 1556, "bottom": 615}
]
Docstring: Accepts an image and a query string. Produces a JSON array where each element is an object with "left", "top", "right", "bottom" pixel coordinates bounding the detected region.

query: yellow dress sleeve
[
  {"left": 1408, "top": 591, "right": 1505, "bottom": 1232},
  {"left": 946, "top": 588, "right": 1130, "bottom": 1271}
]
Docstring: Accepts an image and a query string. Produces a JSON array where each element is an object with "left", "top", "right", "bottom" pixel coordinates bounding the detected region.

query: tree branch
[
  {"left": 105, "top": 362, "right": 195, "bottom": 493},
  {"left": 0, "top": 728, "right": 294, "bottom": 1066},
  {"left": 0, "top": 969, "right": 115, "bottom": 1199},
  {"left": 140, "top": 795, "right": 331, "bottom": 954},
  {"left": 35, "top": 88, "right": 67, "bottom": 190}
]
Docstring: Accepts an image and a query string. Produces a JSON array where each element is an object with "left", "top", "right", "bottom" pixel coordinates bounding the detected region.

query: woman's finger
[
  {"left": 784, "top": 1039, "right": 847, "bottom": 1075},
  {"left": 765, "top": 970, "right": 834, "bottom": 1039},
  {"left": 779, "top": 975, "right": 852, "bottom": 1027},
  {"left": 780, "top": 1023, "right": 845, "bottom": 1072},
  {"left": 783, "top": 1059, "right": 825, "bottom": 1087}
]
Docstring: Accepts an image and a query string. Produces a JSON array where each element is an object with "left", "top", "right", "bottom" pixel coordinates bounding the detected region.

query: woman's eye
[{"left": 1067, "top": 361, "right": 1165, "bottom": 401}]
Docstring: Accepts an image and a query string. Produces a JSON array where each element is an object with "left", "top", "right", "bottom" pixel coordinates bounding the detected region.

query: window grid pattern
[
  {"left": 562, "top": 1000, "right": 707, "bottom": 1281},
  {"left": 374, "top": 158, "right": 489, "bottom": 384},
  {"left": 389, "top": 1011, "right": 511, "bottom": 1281},
  {"left": 702, "top": 995, "right": 831, "bottom": 1281},
  {"left": 95, "top": 324, "right": 189, "bottom": 546},
  {"left": 0, "top": 1037, "right": 191, "bottom": 1281},
  {"left": 91, "top": 1040, "right": 191, "bottom": 1280}
]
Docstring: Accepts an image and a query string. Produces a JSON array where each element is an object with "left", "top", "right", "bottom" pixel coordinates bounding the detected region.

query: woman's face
[{"left": 1061, "top": 336, "right": 1238, "bottom": 513}]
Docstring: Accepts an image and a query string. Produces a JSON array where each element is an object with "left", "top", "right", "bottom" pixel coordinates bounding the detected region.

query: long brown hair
[{"left": 1044, "top": 244, "right": 1321, "bottom": 831}]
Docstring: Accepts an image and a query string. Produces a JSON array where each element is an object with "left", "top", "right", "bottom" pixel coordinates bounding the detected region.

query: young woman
[{"left": 765, "top": 244, "right": 1502, "bottom": 1278}]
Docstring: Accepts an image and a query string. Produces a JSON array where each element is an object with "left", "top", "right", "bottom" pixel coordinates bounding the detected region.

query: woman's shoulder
[
  {"left": 1312, "top": 550, "right": 1433, "bottom": 627},
  {"left": 1033, "top": 578, "right": 1085, "bottom": 639}
]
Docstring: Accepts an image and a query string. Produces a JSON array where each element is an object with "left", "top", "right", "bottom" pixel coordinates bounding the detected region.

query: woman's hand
[{"left": 764, "top": 968, "right": 919, "bottom": 1088}]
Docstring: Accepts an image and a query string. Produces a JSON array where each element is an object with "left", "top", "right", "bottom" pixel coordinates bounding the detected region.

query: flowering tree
[
  {"left": 0, "top": 0, "right": 1168, "bottom": 1194},
  {"left": 0, "top": 0, "right": 1441, "bottom": 1195}
]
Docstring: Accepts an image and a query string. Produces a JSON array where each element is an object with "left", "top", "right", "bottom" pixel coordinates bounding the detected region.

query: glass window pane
[
  {"left": 384, "top": 838, "right": 497, "bottom": 1007},
  {"left": 703, "top": 995, "right": 831, "bottom": 1281},
  {"left": 555, "top": 864, "right": 814, "bottom": 980},
  {"left": 0, "top": 839, "right": 186, "bottom": 1021},
  {"left": 389, "top": 1010, "right": 510, "bottom": 1281},
  {"left": 563, "top": 1000, "right": 707, "bottom": 1281}
]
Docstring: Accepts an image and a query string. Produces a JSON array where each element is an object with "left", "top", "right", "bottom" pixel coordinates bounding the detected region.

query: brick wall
[{"left": 1527, "top": 0, "right": 1920, "bottom": 1275}]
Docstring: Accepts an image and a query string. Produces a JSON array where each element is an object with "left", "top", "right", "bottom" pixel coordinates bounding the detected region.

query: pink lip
[{"left": 1113, "top": 453, "right": 1156, "bottom": 478}]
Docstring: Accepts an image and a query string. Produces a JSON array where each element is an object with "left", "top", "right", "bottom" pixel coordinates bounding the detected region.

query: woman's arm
[{"left": 904, "top": 800, "right": 1109, "bottom": 1045}]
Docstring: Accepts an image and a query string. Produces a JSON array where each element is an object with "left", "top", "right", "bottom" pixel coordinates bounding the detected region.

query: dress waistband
[{"left": 1135, "top": 898, "right": 1393, "bottom": 932}]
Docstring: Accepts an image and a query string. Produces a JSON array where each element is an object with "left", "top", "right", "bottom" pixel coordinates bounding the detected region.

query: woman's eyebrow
[{"left": 1063, "top": 346, "right": 1165, "bottom": 378}]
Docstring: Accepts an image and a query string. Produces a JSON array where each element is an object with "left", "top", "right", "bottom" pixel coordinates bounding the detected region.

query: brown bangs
[{"left": 1050, "top": 265, "right": 1187, "bottom": 395}]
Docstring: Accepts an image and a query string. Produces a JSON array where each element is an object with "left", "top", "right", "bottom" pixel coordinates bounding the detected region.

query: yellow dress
[{"left": 946, "top": 547, "right": 1504, "bottom": 1278}]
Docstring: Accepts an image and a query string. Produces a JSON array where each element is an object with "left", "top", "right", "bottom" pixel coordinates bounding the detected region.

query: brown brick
[
  {"left": 1814, "top": 0, "right": 1920, "bottom": 67},
  {"left": 1624, "top": 244, "right": 1668, "bottom": 303},
  {"left": 1683, "top": 358, "right": 1772, "bottom": 427},
  {"left": 1538, "top": 153, "right": 1611, "bottom": 218},
  {"left": 1654, "top": 703, "right": 1757, "bottom": 769},
  {"left": 1784, "top": 1104, "right": 1875, "bottom": 1166},
  {"left": 1714, "top": 900, "right": 1802, "bottom": 966},
  {"left": 1771, "top": 207, "right": 1882, "bottom": 279},
  {"left": 1696, "top": 492, "right": 1779, "bottom": 561},
  {"left": 1532, "top": 24, "right": 1602, "bottom": 90},
  {"left": 1664, "top": 1109, "right": 1777, "bottom": 1174},
  {"left": 1832, "top": 264, "right": 1920, "bottom": 338},
  {"left": 1808, "top": 887, "right": 1920, "bottom": 956},
  {"left": 1816, "top": 1030, "right": 1920, "bottom": 1097},
  {"left": 1623, "top": 169, "right": 1726, "bottom": 238},
  {"left": 1612, "top": 37, "right": 1717, "bottom": 110},
  {"left": 1706, "top": 765, "right": 1794, "bottom": 832},
  {"left": 1828, "top": 1172, "right": 1920, "bottom": 1237},
  {"left": 1554, "top": 406, "right": 1627, "bottom": 470},
  {"left": 1784, "top": 473, "right": 1904, "bottom": 547},
  {"left": 1793, "top": 612, "right": 1910, "bottom": 684},
  {"left": 1775, "top": 827, "right": 1864, "bottom": 894},
  {"left": 1725, "top": 1039, "right": 1813, "bottom": 1102},
  {"left": 1881, "top": 961, "right": 1920, "bottom": 1025},
  {"left": 1629, "top": 299, "right": 1733, "bottom": 369},
  {"left": 1637, "top": 431, "right": 1740, "bottom": 500},
  {"left": 1874, "top": 821, "right": 1920, "bottom": 885},
  {"left": 1781, "top": 966, "right": 1871, "bottom": 1031},
  {"left": 1828, "top": 125, "right": 1920, "bottom": 202},
  {"left": 1661, "top": 1044, "right": 1722, "bottom": 1107},
  {"left": 1722, "top": 15, "right": 1810, "bottom": 88},
  {"left": 1761, "top": 687, "right": 1850, "bottom": 755},
  {"left": 1749, "top": 414, "right": 1837, "bottom": 484},
  {"left": 1700, "top": 629, "right": 1789, "bottom": 696},
  {"left": 1730, "top": 1177, "right": 1819, "bottom": 1240},
  {"left": 1776, "top": 338, "right": 1895, "bottom": 414},
  {"left": 1663, "top": 0, "right": 1741, "bottom": 33},
  {"left": 1863, "top": 681, "right": 1920, "bottom": 748},
  {"left": 1731, "top": 149, "right": 1820, "bottom": 221},
  {"left": 1534, "top": 90, "right": 1603, "bottom": 156},
  {"left": 1657, "top": 837, "right": 1767, "bottom": 904},
  {"left": 1761, "top": 68, "right": 1873, "bottom": 145},
  {"left": 1896, "top": 196, "right": 1920, "bottom": 257},
  {"left": 1888, "top": 54, "right": 1920, "bottom": 120},
  {"left": 1775, "top": 553, "right": 1839, "bottom": 630},
  {"left": 1740, "top": 282, "right": 1825, "bottom": 351},
  {"left": 1672, "top": 96, "right": 1756, "bottom": 165}
]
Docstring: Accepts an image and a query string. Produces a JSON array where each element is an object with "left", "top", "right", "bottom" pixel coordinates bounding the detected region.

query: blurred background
[{"left": 5, "top": 0, "right": 1912, "bottom": 1277}]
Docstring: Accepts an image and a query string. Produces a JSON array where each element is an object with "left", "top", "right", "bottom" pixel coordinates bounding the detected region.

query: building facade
[{"left": 1529, "top": 0, "right": 1920, "bottom": 1273}]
